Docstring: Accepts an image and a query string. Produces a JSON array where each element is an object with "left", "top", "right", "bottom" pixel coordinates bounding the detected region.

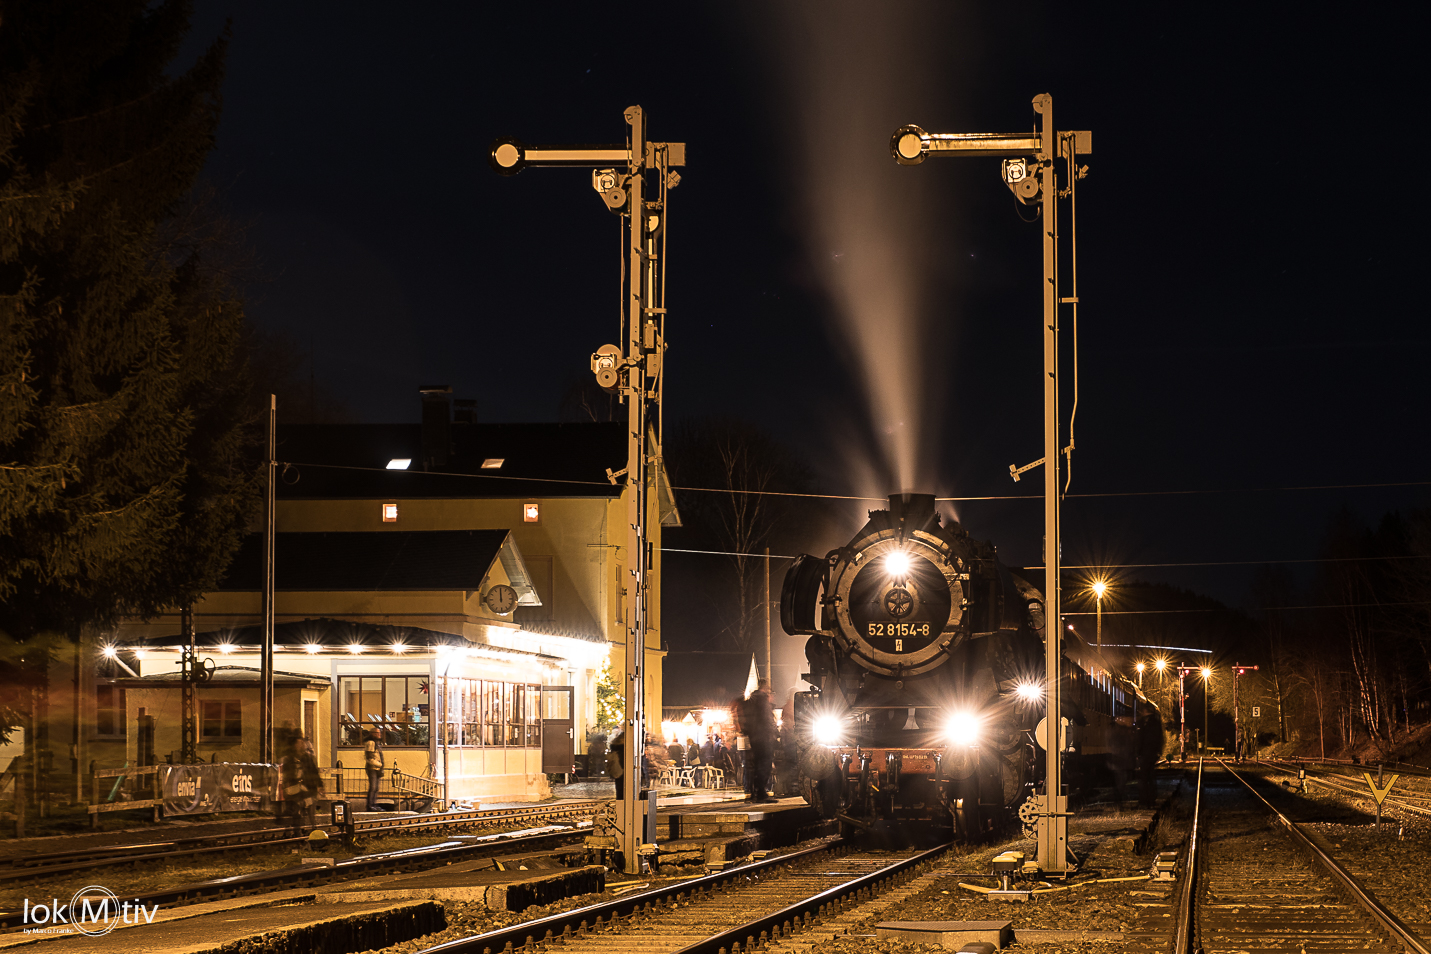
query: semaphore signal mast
[
  {"left": 491, "top": 107, "right": 684, "bottom": 875},
  {"left": 891, "top": 94, "right": 1090, "bottom": 875}
]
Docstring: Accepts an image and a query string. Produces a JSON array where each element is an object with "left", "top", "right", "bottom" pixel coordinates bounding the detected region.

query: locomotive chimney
[{"left": 887, "top": 493, "right": 938, "bottom": 540}]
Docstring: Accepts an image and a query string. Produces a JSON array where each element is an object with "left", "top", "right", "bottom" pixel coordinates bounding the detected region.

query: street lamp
[
  {"left": 1135, "top": 661, "right": 1145, "bottom": 689},
  {"left": 1090, "top": 580, "right": 1108, "bottom": 647},
  {"left": 1200, "top": 667, "right": 1213, "bottom": 755}
]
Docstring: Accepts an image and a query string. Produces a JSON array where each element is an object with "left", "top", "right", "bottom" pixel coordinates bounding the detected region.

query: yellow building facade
[{"left": 106, "top": 411, "right": 676, "bottom": 805}]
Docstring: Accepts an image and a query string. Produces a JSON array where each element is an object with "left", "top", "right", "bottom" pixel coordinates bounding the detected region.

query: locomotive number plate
[{"left": 867, "top": 622, "right": 931, "bottom": 638}]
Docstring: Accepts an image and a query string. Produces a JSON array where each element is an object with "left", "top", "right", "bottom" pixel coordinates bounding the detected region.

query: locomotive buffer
[{"left": 891, "top": 95, "right": 1090, "bottom": 876}]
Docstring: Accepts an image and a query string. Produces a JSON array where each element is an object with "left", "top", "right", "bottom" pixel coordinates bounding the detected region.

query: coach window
[{"left": 201, "top": 700, "right": 242, "bottom": 741}]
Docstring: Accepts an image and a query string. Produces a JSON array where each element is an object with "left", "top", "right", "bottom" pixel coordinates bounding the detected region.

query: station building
[{"left": 92, "top": 387, "right": 677, "bottom": 804}]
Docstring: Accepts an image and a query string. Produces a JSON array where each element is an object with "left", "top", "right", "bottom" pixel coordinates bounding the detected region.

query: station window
[
  {"left": 339, "top": 676, "right": 430, "bottom": 746},
  {"left": 95, "top": 685, "right": 126, "bottom": 739},
  {"left": 201, "top": 700, "right": 243, "bottom": 741}
]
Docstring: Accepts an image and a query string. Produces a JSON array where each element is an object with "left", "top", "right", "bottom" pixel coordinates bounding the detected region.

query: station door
[{"left": 540, "top": 686, "right": 575, "bottom": 774}]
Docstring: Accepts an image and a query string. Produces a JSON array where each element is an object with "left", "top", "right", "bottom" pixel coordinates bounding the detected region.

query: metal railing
[{"left": 325, "top": 764, "right": 444, "bottom": 809}]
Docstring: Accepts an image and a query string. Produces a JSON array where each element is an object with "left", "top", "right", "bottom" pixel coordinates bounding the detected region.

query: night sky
[{"left": 177, "top": 3, "right": 1428, "bottom": 623}]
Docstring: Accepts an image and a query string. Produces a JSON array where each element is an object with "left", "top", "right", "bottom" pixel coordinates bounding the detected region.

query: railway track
[
  {"left": 1256, "top": 759, "right": 1431, "bottom": 817},
  {"left": 1145, "top": 759, "right": 1429, "bottom": 954},
  {"left": 0, "top": 798, "right": 603, "bottom": 885},
  {"left": 0, "top": 812, "right": 602, "bottom": 930},
  {"left": 419, "top": 840, "right": 950, "bottom": 954}
]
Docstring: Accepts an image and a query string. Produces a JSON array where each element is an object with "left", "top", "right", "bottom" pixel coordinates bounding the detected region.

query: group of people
[
  {"left": 663, "top": 732, "right": 738, "bottom": 787},
  {"left": 612, "top": 678, "right": 783, "bottom": 803}
]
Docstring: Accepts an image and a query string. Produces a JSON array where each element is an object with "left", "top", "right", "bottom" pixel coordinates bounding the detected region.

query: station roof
[
  {"left": 129, "top": 618, "right": 560, "bottom": 662},
  {"left": 275, "top": 422, "right": 627, "bottom": 500},
  {"left": 214, "top": 529, "right": 539, "bottom": 604}
]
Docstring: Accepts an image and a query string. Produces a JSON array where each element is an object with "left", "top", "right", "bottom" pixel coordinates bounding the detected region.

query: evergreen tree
[{"left": 0, "top": 4, "right": 254, "bottom": 653}]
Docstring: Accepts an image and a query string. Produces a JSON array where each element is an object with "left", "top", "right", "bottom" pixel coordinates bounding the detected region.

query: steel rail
[
  {"left": 417, "top": 841, "right": 851, "bottom": 954},
  {"left": 1171, "top": 758, "right": 1203, "bottom": 954},
  {"left": 0, "top": 825, "right": 586, "bottom": 932},
  {"left": 1, "top": 800, "right": 604, "bottom": 880},
  {"left": 1218, "top": 759, "right": 1431, "bottom": 954},
  {"left": 669, "top": 841, "right": 950, "bottom": 954}
]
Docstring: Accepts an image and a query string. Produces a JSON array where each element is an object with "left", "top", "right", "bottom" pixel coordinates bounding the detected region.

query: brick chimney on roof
[{"left": 419, "top": 385, "right": 452, "bottom": 470}]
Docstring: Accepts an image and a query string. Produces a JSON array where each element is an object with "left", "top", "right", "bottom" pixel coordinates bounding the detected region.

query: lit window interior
[
  {"left": 386, "top": 458, "right": 411, "bottom": 470},
  {"left": 481, "top": 458, "right": 505, "bottom": 469},
  {"left": 382, "top": 503, "right": 398, "bottom": 522}
]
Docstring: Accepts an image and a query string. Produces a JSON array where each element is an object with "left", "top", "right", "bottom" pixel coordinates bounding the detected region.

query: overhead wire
[{"left": 272, "top": 460, "right": 1431, "bottom": 502}]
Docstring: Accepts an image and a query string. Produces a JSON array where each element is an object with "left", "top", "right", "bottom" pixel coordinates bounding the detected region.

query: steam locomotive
[{"left": 780, "top": 493, "right": 1155, "bottom": 843}]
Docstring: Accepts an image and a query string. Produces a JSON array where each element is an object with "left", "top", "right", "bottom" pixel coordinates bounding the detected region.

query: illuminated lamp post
[
  {"left": 1135, "top": 661, "right": 1145, "bottom": 689},
  {"left": 1200, "top": 667, "right": 1213, "bottom": 755},
  {"left": 1090, "top": 580, "right": 1107, "bottom": 648}
]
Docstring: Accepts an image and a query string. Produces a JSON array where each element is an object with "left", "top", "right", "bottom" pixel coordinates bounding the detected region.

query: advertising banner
[{"left": 161, "top": 762, "right": 277, "bottom": 815}]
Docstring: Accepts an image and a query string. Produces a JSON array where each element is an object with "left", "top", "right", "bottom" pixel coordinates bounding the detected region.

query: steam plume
[{"left": 761, "top": 2, "right": 951, "bottom": 491}]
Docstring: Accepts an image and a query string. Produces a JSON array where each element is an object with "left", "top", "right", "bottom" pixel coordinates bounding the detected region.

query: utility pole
[
  {"left": 491, "top": 108, "right": 683, "bottom": 875},
  {"left": 1232, "top": 664, "right": 1258, "bottom": 761},
  {"left": 260, "top": 394, "right": 276, "bottom": 765},
  {"left": 764, "top": 547, "right": 772, "bottom": 684},
  {"left": 891, "top": 94, "right": 1090, "bottom": 876}
]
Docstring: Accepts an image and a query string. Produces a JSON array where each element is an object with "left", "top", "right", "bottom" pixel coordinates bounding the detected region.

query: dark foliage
[{"left": 0, "top": 2, "right": 255, "bottom": 643}]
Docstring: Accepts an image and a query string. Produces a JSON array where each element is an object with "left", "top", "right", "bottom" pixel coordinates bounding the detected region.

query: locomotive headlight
[
  {"left": 884, "top": 549, "right": 912, "bottom": 578},
  {"left": 1015, "top": 682, "right": 1042, "bottom": 703},
  {"left": 943, "top": 711, "right": 982, "bottom": 746},
  {"left": 812, "top": 715, "right": 845, "bottom": 746}
]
